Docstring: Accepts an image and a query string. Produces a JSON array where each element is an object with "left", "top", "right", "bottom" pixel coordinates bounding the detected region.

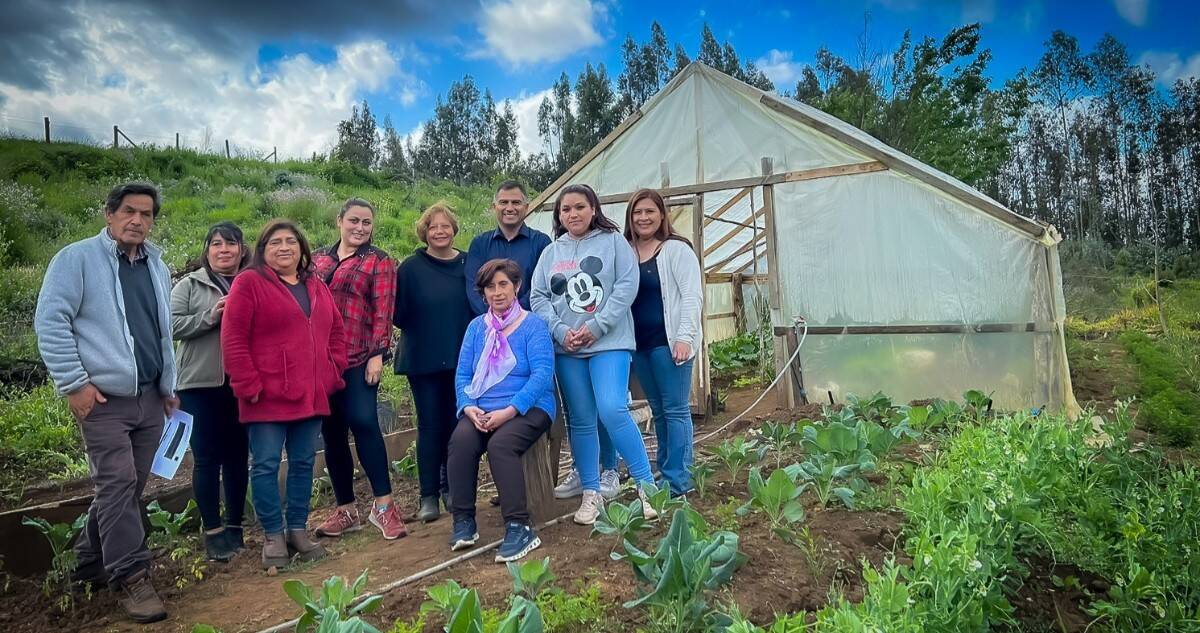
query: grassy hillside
[{"left": 0, "top": 139, "right": 496, "bottom": 502}]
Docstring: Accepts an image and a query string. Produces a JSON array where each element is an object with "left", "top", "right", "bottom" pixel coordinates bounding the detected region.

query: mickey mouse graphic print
[{"left": 531, "top": 229, "right": 640, "bottom": 357}]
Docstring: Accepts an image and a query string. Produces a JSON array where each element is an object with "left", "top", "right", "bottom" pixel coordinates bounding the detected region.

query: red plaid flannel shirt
[{"left": 312, "top": 243, "right": 397, "bottom": 368}]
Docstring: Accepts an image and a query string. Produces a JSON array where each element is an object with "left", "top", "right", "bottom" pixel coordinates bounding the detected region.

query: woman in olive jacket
[{"left": 170, "top": 222, "right": 250, "bottom": 562}]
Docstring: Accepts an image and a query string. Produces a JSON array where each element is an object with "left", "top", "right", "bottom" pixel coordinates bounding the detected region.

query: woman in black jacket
[{"left": 393, "top": 202, "right": 473, "bottom": 521}]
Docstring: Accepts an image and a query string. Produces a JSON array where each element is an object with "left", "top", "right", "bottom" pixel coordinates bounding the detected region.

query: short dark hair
[
  {"left": 474, "top": 258, "right": 524, "bottom": 296},
  {"left": 105, "top": 182, "right": 161, "bottom": 217},
  {"left": 339, "top": 197, "right": 376, "bottom": 218},
  {"left": 551, "top": 183, "right": 618, "bottom": 238},
  {"left": 252, "top": 219, "right": 314, "bottom": 281},
  {"left": 494, "top": 180, "right": 527, "bottom": 200}
]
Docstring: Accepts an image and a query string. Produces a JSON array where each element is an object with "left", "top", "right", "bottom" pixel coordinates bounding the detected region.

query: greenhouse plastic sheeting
[{"left": 774, "top": 171, "right": 1075, "bottom": 413}]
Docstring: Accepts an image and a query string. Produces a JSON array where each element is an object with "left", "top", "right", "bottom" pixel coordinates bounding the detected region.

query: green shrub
[
  {"left": 0, "top": 383, "right": 86, "bottom": 502},
  {"left": 1119, "top": 330, "right": 1198, "bottom": 446}
]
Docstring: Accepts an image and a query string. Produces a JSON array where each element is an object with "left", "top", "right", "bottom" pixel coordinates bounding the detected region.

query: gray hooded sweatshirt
[{"left": 531, "top": 228, "right": 639, "bottom": 356}]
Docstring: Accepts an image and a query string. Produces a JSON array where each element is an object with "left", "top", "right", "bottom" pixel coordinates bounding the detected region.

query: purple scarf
[{"left": 465, "top": 302, "right": 523, "bottom": 399}]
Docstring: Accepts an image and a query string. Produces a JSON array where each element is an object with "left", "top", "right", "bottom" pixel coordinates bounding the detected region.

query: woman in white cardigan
[{"left": 623, "top": 188, "right": 704, "bottom": 497}]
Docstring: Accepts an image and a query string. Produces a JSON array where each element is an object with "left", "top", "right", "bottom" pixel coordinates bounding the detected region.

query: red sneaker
[
  {"left": 369, "top": 503, "right": 408, "bottom": 540},
  {"left": 315, "top": 507, "right": 361, "bottom": 537}
]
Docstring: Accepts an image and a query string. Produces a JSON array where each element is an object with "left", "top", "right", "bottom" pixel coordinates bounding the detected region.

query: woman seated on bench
[{"left": 447, "top": 258, "right": 556, "bottom": 562}]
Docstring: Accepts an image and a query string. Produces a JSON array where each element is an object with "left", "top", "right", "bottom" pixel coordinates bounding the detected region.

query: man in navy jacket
[{"left": 463, "top": 180, "right": 551, "bottom": 315}]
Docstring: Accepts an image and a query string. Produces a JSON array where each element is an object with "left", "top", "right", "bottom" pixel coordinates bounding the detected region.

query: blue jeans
[
  {"left": 247, "top": 418, "right": 321, "bottom": 534},
  {"left": 555, "top": 351, "right": 653, "bottom": 492},
  {"left": 632, "top": 347, "right": 695, "bottom": 495}
]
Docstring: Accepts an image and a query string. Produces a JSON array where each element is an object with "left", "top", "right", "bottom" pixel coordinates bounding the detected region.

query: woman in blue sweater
[{"left": 447, "top": 259, "right": 556, "bottom": 562}]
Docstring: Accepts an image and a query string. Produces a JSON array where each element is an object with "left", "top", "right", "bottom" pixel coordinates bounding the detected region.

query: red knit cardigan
[{"left": 220, "top": 268, "right": 348, "bottom": 423}]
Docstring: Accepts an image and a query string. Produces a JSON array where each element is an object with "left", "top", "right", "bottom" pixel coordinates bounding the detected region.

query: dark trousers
[
  {"left": 179, "top": 384, "right": 248, "bottom": 530},
  {"left": 447, "top": 407, "right": 552, "bottom": 525},
  {"left": 408, "top": 370, "right": 457, "bottom": 497},
  {"left": 323, "top": 362, "right": 392, "bottom": 505},
  {"left": 74, "top": 389, "right": 164, "bottom": 587}
]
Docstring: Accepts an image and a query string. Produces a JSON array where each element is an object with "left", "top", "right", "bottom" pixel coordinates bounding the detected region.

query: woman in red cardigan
[{"left": 221, "top": 219, "right": 348, "bottom": 570}]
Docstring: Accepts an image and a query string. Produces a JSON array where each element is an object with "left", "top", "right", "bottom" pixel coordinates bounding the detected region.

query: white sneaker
[
  {"left": 599, "top": 469, "right": 621, "bottom": 500},
  {"left": 554, "top": 469, "right": 583, "bottom": 499},
  {"left": 638, "top": 487, "right": 659, "bottom": 521},
  {"left": 573, "top": 490, "right": 604, "bottom": 525}
]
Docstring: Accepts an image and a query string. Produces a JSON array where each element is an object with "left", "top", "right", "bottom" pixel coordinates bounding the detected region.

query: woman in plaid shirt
[{"left": 311, "top": 198, "right": 408, "bottom": 541}]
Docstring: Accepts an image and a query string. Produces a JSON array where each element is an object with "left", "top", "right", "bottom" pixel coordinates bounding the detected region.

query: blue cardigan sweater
[{"left": 455, "top": 312, "right": 556, "bottom": 419}]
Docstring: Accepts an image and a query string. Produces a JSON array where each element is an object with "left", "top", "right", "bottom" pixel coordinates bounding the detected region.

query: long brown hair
[
  {"left": 173, "top": 221, "right": 249, "bottom": 280},
  {"left": 622, "top": 188, "right": 692, "bottom": 247},
  {"left": 551, "top": 184, "right": 619, "bottom": 238},
  {"left": 252, "top": 219, "right": 314, "bottom": 281}
]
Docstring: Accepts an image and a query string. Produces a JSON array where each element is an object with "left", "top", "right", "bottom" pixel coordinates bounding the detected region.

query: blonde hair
[{"left": 415, "top": 202, "right": 459, "bottom": 244}]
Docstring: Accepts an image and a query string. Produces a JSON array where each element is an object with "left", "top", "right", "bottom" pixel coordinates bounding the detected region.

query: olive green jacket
[{"left": 171, "top": 268, "right": 230, "bottom": 390}]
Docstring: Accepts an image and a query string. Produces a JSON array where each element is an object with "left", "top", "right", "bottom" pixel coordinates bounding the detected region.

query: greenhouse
[{"left": 526, "top": 62, "right": 1077, "bottom": 415}]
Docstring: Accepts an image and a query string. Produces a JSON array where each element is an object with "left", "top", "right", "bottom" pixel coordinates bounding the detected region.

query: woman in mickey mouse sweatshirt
[{"left": 531, "top": 183, "right": 657, "bottom": 527}]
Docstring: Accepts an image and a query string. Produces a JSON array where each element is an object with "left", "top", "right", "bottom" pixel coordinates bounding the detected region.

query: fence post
[
  {"left": 175, "top": 132, "right": 180, "bottom": 150},
  {"left": 225, "top": 139, "right": 230, "bottom": 159},
  {"left": 274, "top": 146, "right": 278, "bottom": 164},
  {"left": 113, "top": 125, "right": 118, "bottom": 149},
  {"left": 43, "top": 117, "right": 50, "bottom": 143}
]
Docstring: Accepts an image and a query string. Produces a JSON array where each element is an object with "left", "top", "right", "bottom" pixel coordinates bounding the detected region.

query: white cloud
[
  {"left": 961, "top": 0, "right": 995, "bottom": 23},
  {"left": 1138, "top": 50, "right": 1200, "bottom": 85},
  {"left": 1114, "top": 0, "right": 1148, "bottom": 26},
  {"left": 473, "top": 0, "right": 603, "bottom": 65},
  {"left": 0, "top": 9, "right": 423, "bottom": 159},
  {"left": 754, "top": 50, "right": 804, "bottom": 86},
  {"left": 510, "top": 88, "right": 552, "bottom": 157}
]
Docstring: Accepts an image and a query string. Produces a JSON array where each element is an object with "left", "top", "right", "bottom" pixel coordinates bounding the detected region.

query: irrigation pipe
[
  {"left": 255, "top": 318, "right": 808, "bottom": 633},
  {"left": 256, "top": 510, "right": 578, "bottom": 633}
]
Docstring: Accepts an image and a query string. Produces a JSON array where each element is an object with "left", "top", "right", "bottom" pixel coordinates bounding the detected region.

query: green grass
[{"left": 0, "top": 138, "right": 497, "bottom": 496}]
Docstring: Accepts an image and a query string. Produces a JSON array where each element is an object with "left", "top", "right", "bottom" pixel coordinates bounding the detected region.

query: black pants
[
  {"left": 179, "top": 384, "right": 248, "bottom": 530},
  {"left": 409, "top": 370, "right": 457, "bottom": 497},
  {"left": 447, "top": 407, "right": 552, "bottom": 525},
  {"left": 323, "top": 362, "right": 392, "bottom": 505}
]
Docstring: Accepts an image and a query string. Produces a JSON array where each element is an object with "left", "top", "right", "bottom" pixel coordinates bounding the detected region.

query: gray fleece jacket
[
  {"left": 34, "top": 228, "right": 177, "bottom": 397},
  {"left": 531, "top": 228, "right": 639, "bottom": 356}
]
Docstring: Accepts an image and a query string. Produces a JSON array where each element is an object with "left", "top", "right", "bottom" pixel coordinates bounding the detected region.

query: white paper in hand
[{"left": 151, "top": 409, "right": 194, "bottom": 480}]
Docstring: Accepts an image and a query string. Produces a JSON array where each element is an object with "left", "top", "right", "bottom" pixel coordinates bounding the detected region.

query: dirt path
[{"left": 76, "top": 388, "right": 788, "bottom": 633}]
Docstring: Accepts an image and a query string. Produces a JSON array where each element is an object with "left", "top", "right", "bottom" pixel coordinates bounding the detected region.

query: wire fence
[{"left": 0, "top": 111, "right": 280, "bottom": 163}]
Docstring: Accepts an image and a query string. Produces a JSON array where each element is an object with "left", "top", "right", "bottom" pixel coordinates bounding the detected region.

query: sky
[{"left": 0, "top": 0, "right": 1197, "bottom": 160}]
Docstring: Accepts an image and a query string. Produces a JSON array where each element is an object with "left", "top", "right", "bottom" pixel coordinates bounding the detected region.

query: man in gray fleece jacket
[{"left": 34, "top": 182, "right": 177, "bottom": 624}]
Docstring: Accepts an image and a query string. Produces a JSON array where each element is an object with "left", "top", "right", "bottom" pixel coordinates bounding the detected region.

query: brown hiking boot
[
  {"left": 117, "top": 568, "right": 167, "bottom": 624},
  {"left": 262, "top": 532, "right": 291, "bottom": 570},
  {"left": 286, "top": 529, "right": 327, "bottom": 563}
]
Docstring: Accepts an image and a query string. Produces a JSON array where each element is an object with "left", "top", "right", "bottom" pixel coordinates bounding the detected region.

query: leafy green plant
[
  {"left": 689, "top": 461, "right": 715, "bottom": 499},
  {"left": 390, "top": 442, "right": 419, "bottom": 479},
  {"left": 737, "top": 467, "right": 807, "bottom": 540},
  {"left": 844, "top": 392, "right": 895, "bottom": 423},
  {"left": 507, "top": 557, "right": 556, "bottom": 600},
  {"left": 592, "top": 498, "right": 651, "bottom": 547},
  {"left": 638, "top": 482, "right": 687, "bottom": 518},
  {"left": 22, "top": 513, "right": 87, "bottom": 610},
  {"left": 613, "top": 509, "right": 747, "bottom": 633},
  {"left": 283, "top": 570, "right": 384, "bottom": 633},
  {"left": 787, "top": 454, "right": 859, "bottom": 510},
  {"left": 311, "top": 468, "right": 334, "bottom": 506},
  {"left": 420, "top": 579, "right": 470, "bottom": 621},
  {"left": 709, "top": 436, "right": 764, "bottom": 483},
  {"left": 147, "top": 499, "right": 198, "bottom": 549}
]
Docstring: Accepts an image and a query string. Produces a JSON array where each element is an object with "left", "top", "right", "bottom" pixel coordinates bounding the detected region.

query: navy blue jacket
[{"left": 463, "top": 224, "right": 552, "bottom": 315}]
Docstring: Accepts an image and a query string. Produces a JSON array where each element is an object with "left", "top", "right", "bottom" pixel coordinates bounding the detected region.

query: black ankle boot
[
  {"left": 204, "top": 530, "right": 237, "bottom": 562},
  {"left": 225, "top": 525, "right": 245, "bottom": 552},
  {"left": 417, "top": 495, "right": 441, "bottom": 522}
]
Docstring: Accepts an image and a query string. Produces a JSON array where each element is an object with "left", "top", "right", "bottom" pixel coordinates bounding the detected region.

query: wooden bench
[{"left": 521, "top": 406, "right": 566, "bottom": 523}]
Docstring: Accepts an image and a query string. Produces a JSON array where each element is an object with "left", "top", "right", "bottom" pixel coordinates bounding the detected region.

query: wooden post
[
  {"left": 273, "top": 146, "right": 278, "bottom": 164},
  {"left": 225, "top": 139, "right": 231, "bottom": 159},
  {"left": 175, "top": 132, "right": 180, "bottom": 150},
  {"left": 43, "top": 117, "right": 50, "bottom": 143},
  {"left": 732, "top": 273, "right": 746, "bottom": 332},
  {"left": 761, "top": 157, "right": 795, "bottom": 409},
  {"left": 521, "top": 399, "right": 567, "bottom": 523},
  {"left": 113, "top": 125, "right": 119, "bottom": 149}
]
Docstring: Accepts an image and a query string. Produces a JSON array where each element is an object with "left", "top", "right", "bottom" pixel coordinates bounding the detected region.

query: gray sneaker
[
  {"left": 573, "top": 490, "right": 604, "bottom": 525},
  {"left": 554, "top": 469, "right": 583, "bottom": 499},
  {"left": 117, "top": 568, "right": 167, "bottom": 624},
  {"left": 599, "top": 469, "right": 621, "bottom": 500}
]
